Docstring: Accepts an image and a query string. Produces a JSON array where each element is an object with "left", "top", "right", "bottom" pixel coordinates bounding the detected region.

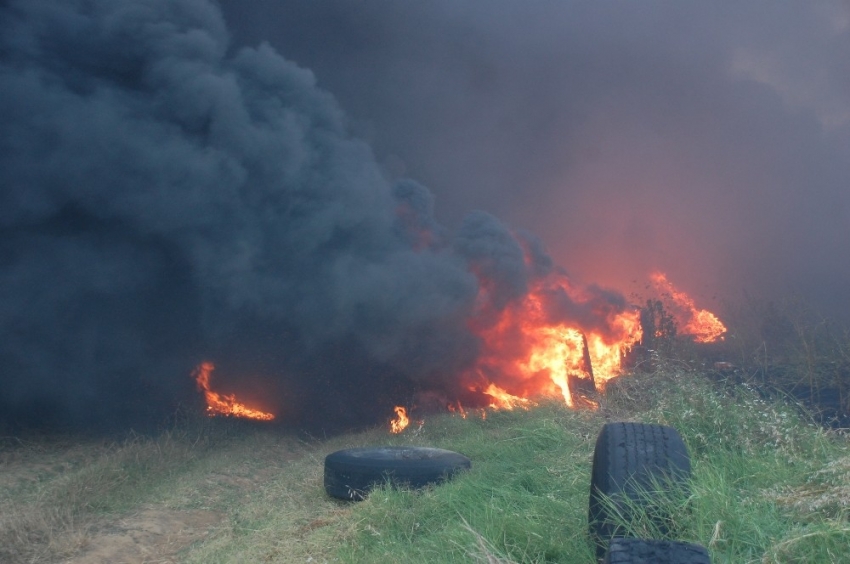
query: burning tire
[
  {"left": 324, "top": 446, "right": 471, "bottom": 501},
  {"left": 588, "top": 422, "right": 692, "bottom": 559},
  {"left": 604, "top": 538, "right": 711, "bottom": 563}
]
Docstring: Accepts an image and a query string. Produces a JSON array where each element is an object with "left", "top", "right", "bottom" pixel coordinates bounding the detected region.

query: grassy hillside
[{"left": 2, "top": 362, "right": 849, "bottom": 563}]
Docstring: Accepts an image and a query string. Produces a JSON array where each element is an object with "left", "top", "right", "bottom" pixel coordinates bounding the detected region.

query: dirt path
[{"left": 62, "top": 508, "right": 224, "bottom": 564}]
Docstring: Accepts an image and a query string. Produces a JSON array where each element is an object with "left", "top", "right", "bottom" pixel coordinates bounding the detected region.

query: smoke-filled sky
[
  {"left": 220, "top": 0, "right": 850, "bottom": 308},
  {"left": 2, "top": 0, "right": 848, "bottom": 431}
]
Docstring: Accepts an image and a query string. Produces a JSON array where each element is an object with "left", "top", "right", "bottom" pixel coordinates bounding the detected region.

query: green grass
[
  {"left": 604, "top": 364, "right": 850, "bottom": 563},
  {"left": 2, "top": 363, "right": 849, "bottom": 563},
  {"left": 333, "top": 405, "right": 601, "bottom": 563},
  {"left": 330, "top": 365, "right": 850, "bottom": 563}
]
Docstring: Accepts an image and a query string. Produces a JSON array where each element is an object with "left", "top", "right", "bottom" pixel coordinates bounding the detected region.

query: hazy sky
[{"left": 219, "top": 0, "right": 850, "bottom": 314}]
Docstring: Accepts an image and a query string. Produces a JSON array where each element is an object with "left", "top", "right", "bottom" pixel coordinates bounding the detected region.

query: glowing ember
[
  {"left": 193, "top": 362, "right": 275, "bottom": 421},
  {"left": 650, "top": 272, "right": 727, "bottom": 343},
  {"left": 389, "top": 406, "right": 410, "bottom": 433}
]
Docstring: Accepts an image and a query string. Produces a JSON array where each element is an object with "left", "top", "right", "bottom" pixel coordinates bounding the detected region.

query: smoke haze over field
[
  {"left": 219, "top": 0, "right": 850, "bottom": 310},
  {"left": 1, "top": 0, "right": 849, "bottom": 431}
]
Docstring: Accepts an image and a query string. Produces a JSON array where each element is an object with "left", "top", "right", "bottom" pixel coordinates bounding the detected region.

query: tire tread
[
  {"left": 604, "top": 538, "right": 711, "bottom": 564},
  {"left": 324, "top": 446, "right": 471, "bottom": 500},
  {"left": 589, "top": 422, "right": 692, "bottom": 558}
]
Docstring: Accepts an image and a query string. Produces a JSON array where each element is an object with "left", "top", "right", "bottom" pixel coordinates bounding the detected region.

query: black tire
[
  {"left": 604, "top": 538, "right": 711, "bottom": 563},
  {"left": 324, "top": 446, "right": 471, "bottom": 501},
  {"left": 589, "top": 422, "right": 692, "bottom": 559}
]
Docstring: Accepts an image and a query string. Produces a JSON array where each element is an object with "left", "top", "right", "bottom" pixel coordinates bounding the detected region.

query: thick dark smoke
[
  {"left": 219, "top": 0, "right": 850, "bottom": 317},
  {"left": 5, "top": 0, "right": 847, "bottom": 432},
  {"left": 0, "top": 0, "right": 635, "bottom": 432}
]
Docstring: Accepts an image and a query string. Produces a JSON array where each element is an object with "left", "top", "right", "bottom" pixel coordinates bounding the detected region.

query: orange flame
[
  {"left": 447, "top": 401, "right": 489, "bottom": 420},
  {"left": 447, "top": 401, "right": 468, "bottom": 418},
  {"left": 389, "top": 406, "right": 410, "bottom": 433},
  {"left": 385, "top": 271, "right": 720, "bottom": 421},
  {"left": 465, "top": 271, "right": 643, "bottom": 409},
  {"left": 193, "top": 362, "right": 275, "bottom": 421},
  {"left": 480, "top": 383, "right": 535, "bottom": 410},
  {"left": 650, "top": 272, "right": 726, "bottom": 343}
]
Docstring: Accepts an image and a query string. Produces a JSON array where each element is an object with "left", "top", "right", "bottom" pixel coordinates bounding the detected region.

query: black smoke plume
[{"left": 0, "top": 0, "right": 637, "bottom": 432}]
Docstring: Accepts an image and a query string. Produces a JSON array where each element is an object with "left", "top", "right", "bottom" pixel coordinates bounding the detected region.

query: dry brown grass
[
  {"left": 0, "top": 436, "right": 111, "bottom": 563},
  {"left": 0, "top": 422, "right": 317, "bottom": 563},
  {"left": 764, "top": 454, "right": 850, "bottom": 519},
  {"left": 0, "top": 420, "right": 413, "bottom": 564}
]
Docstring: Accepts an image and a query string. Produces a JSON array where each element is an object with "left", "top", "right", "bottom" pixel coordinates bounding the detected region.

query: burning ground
[{"left": 0, "top": 0, "right": 731, "bottom": 433}]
